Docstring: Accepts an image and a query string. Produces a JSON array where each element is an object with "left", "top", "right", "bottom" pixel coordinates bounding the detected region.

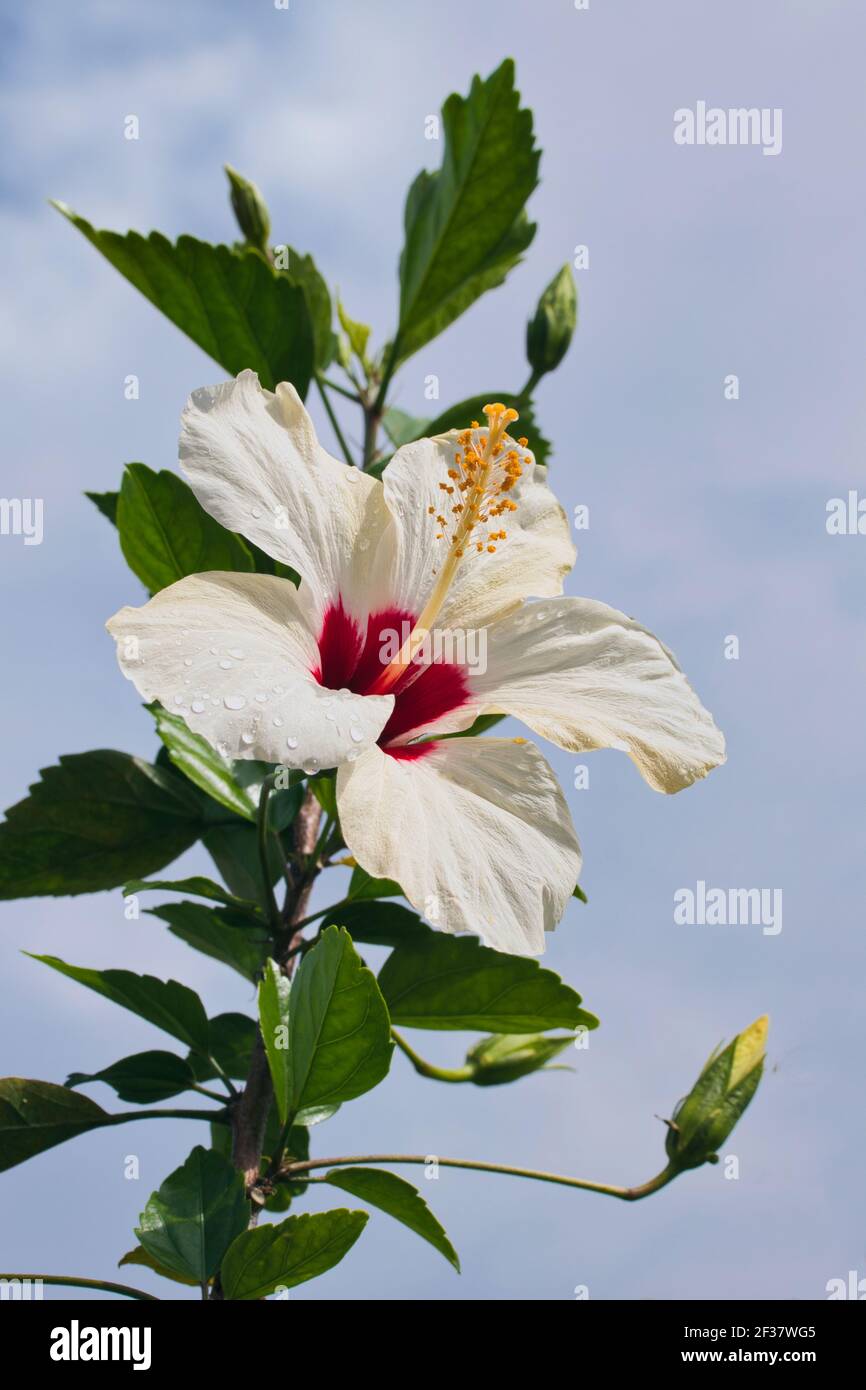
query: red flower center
[{"left": 313, "top": 600, "right": 471, "bottom": 759}]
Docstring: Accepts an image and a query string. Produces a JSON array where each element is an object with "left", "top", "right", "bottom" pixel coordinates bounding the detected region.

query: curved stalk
[
  {"left": 0, "top": 1273, "right": 159, "bottom": 1301},
  {"left": 392, "top": 1029, "right": 474, "bottom": 1083},
  {"left": 280, "top": 1153, "right": 678, "bottom": 1203}
]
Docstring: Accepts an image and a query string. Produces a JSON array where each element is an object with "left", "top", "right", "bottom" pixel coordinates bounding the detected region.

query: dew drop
[
  {"left": 255, "top": 691, "right": 268, "bottom": 704},
  {"left": 286, "top": 736, "right": 299, "bottom": 750},
  {"left": 350, "top": 725, "right": 365, "bottom": 743},
  {"left": 303, "top": 759, "right": 319, "bottom": 775},
  {"left": 273, "top": 715, "right": 284, "bottom": 727},
  {"left": 183, "top": 658, "right": 193, "bottom": 667},
  {"left": 241, "top": 731, "right": 255, "bottom": 746},
  {"left": 228, "top": 648, "right": 244, "bottom": 660},
  {"left": 173, "top": 694, "right": 185, "bottom": 706},
  {"left": 191, "top": 700, "right": 206, "bottom": 714},
  {"left": 209, "top": 647, "right": 218, "bottom": 656},
  {"left": 219, "top": 659, "right": 233, "bottom": 670},
  {"left": 251, "top": 506, "right": 263, "bottom": 519},
  {"left": 224, "top": 694, "right": 246, "bottom": 711}
]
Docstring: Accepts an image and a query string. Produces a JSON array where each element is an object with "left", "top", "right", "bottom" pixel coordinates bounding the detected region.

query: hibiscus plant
[{"left": 0, "top": 60, "right": 767, "bottom": 1301}]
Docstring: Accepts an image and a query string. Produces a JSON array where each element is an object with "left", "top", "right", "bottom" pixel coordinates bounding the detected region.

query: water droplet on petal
[
  {"left": 228, "top": 648, "right": 244, "bottom": 660},
  {"left": 224, "top": 694, "right": 246, "bottom": 711},
  {"left": 350, "top": 726, "right": 365, "bottom": 743},
  {"left": 251, "top": 506, "right": 263, "bottom": 519},
  {"left": 174, "top": 695, "right": 185, "bottom": 706},
  {"left": 303, "top": 759, "right": 319, "bottom": 775},
  {"left": 219, "top": 659, "right": 233, "bottom": 670},
  {"left": 241, "top": 731, "right": 255, "bottom": 746},
  {"left": 273, "top": 716, "right": 284, "bottom": 727},
  {"left": 191, "top": 700, "right": 206, "bottom": 714},
  {"left": 286, "top": 736, "right": 298, "bottom": 750},
  {"left": 183, "top": 658, "right": 193, "bottom": 668}
]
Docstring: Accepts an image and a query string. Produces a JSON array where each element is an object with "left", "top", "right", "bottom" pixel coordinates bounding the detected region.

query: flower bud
[
  {"left": 465, "top": 1032, "right": 574, "bottom": 1087},
  {"left": 225, "top": 164, "right": 271, "bottom": 254},
  {"left": 526, "top": 264, "right": 577, "bottom": 377},
  {"left": 665, "top": 1015, "right": 768, "bottom": 1171}
]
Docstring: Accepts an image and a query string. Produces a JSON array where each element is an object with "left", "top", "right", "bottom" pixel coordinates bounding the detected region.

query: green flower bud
[
  {"left": 665, "top": 1015, "right": 768, "bottom": 1171},
  {"left": 526, "top": 264, "right": 577, "bottom": 378},
  {"left": 465, "top": 1033, "right": 574, "bottom": 1087},
  {"left": 224, "top": 164, "right": 271, "bottom": 254}
]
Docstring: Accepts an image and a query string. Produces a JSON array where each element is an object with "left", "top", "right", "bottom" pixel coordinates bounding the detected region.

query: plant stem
[
  {"left": 280, "top": 1154, "right": 679, "bottom": 1203},
  {"left": 321, "top": 375, "right": 362, "bottom": 403},
  {"left": 517, "top": 368, "right": 542, "bottom": 400},
  {"left": 315, "top": 375, "right": 357, "bottom": 467},
  {"left": 231, "top": 788, "right": 323, "bottom": 1193},
  {"left": 0, "top": 1273, "right": 159, "bottom": 1301},
  {"left": 392, "top": 1029, "right": 474, "bottom": 1083}
]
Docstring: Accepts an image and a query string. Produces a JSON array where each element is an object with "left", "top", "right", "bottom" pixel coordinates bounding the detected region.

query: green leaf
[
  {"left": 220, "top": 1209, "right": 368, "bottom": 1299},
  {"left": 188, "top": 1013, "right": 256, "bottom": 1083},
  {"left": 136, "top": 1145, "right": 249, "bottom": 1283},
  {"left": 118, "top": 1245, "right": 201, "bottom": 1288},
  {"left": 395, "top": 59, "right": 539, "bottom": 363},
  {"left": 308, "top": 772, "right": 337, "bottom": 819},
  {"left": 0, "top": 751, "right": 202, "bottom": 900},
  {"left": 337, "top": 299, "right": 371, "bottom": 366},
  {"left": 382, "top": 407, "right": 430, "bottom": 449},
  {"left": 324, "top": 1167, "right": 459, "bottom": 1271},
  {"left": 347, "top": 865, "right": 403, "bottom": 901},
  {"left": 442, "top": 712, "right": 505, "bottom": 740},
  {"left": 202, "top": 822, "right": 284, "bottom": 901},
  {"left": 28, "top": 955, "right": 211, "bottom": 1053},
  {"left": 66, "top": 1050, "right": 197, "bottom": 1104},
  {"left": 85, "top": 489, "right": 118, "bottom": 524},
  {"left": 572, "top": 883, "right": 588, "bottom": 904},
  {"left": 378, "top": 935, "right": 599, "bottom": 1033},
  {"left": 0, "top": 1079, "right": 112, "bottom": 1173},
  {"left": 149, "top": 901, "right": 268, "bottom": 982},
  {"left": 464, "top": 1032, "right": 575, "bottom": 1086},
  {"left": 286, "top": 926, "right": 393, "bottom": 1115},
  {"left": 273, "top": 244, "right": 335, "bottom": 371},
  {"left": 125, "top": 875, "right": 260, "bottom": 914},
  {"left": 321, "top": 900, "right": 429, "bottom": 948},
  {"left": 423, "top": 392, "right": 551, "bottom": 467},
  {"left": 116, "top": 463, "right": 253, "bottom": 595},
  {"left": 526, "top": 263, "right": 577, "bottom": 377},
  {"left": 258, "top": 958, "right": 292, "bottom": 1123},
  {"left": 54, "top": 204, "right": 315, "bottom": 396},
  {"left": 150, "top": 704, "right": 256, "bottom": 821}
]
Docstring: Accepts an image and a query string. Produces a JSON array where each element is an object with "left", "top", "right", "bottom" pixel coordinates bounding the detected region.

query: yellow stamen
[{"left": 372, "top": 404, "right": 530, "bottom": 694}]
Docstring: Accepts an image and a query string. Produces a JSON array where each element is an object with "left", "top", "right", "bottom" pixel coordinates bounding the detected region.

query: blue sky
[{"left": 1, "top": 0, "right": 864, "bottom": 1300}]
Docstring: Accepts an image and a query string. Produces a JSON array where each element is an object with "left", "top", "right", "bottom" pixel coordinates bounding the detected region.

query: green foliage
[
  {"left": 117, "top": 463, "right": 254, "bottom": 595},
  {"left": 28, "top": 955, "right": 211, "bottom": 1053},
  {"left": 261, "top": 928, "right": 393, "bottom": 1120},
  {"left": 54, "top": 203, "right": 315, "bottom": 396},
  {"left": 85, "top": 489, "right": 118, "bottom": 524},
  {"left": 220, "top": 1208, "right": 368, "bottom": 1298},
  {"left": 149, "top": 900, "right": 269, "bottom": 982},
  {"left": 0, "top": 1078, "right": 111, "bottom": 1173},
  {"left": 149, "top": 704, "right": 257, "bottom": 821},
  {"left": 66, "top": 1050, "right": 197, "bottom": 1104},
  {"left": 125, "top": 875, "right": 261, "bottom": 913},
  {"left": 321, "top": 899, "right": 429, "bottom": 947},
  {"left": 0, "top": 752, "right": 202, "bottom": 899},
  {"left": 135, "top": 1145, "right": 249, "bottom": 1283},
  {"left": 395, "top": 59, "right": 539, "bottom": 363},
  {"left": 323, "top": 1167, "right": 459, "bottom": 1271},
  {"left": 189, "top": 1012, "right": 256, "bottom": 1082},
  {"left": 378, "top": 934, "right": 599, "bottom": 1033}
]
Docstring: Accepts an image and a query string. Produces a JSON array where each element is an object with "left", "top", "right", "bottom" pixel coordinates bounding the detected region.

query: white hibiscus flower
[{"left": 107, "top": 370, "right": 725, "bottom": 956}]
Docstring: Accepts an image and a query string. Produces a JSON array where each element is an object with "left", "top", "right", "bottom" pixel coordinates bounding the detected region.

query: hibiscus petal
[
  {"left": 466, "top": 597, "right": 726, "bottom": 792},
  {"left": 179, "top": 370, "right": 394, "bottom": 626},
  {"left": 106, "top": 572, "right": 393, "bottom": 769},
  {"left": 381, "top": 433, "right": 575, "bottom": 631},
  {"left": 336, "top": 738, "right": 581, "bottom": 956}
]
